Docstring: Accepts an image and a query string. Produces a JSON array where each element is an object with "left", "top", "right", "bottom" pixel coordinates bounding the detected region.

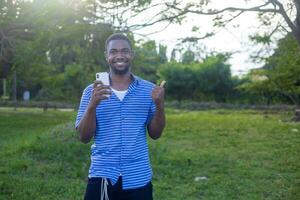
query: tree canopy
[{"left": 0, "top": 0, "right": 298, "bottom": 106}]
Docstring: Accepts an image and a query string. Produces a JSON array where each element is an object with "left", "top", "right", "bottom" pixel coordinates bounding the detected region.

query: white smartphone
[
  {"left": 96, "top": 72, "right": 110, "bottom": 98},
  {"left": 96, "top": 72, "right": 110, "bottom": 85}
]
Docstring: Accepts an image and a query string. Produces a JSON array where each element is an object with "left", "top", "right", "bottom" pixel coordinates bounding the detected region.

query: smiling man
[{"left": 75, "top": 33, "right": 165, "bottom": 200}]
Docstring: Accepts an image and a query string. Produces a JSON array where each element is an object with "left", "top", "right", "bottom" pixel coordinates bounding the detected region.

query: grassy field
[{"left": 0, "top": 108, "right": 299, "bottom": 199}]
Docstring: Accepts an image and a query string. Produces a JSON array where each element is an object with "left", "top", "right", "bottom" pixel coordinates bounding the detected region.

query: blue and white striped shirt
[{"left": 75, "top": 75, "right": 156, "bottom": 189}]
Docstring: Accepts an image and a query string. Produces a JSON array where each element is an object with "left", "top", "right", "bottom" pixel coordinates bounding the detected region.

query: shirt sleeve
[
  {"left": 146, "top": 99, "right": 156, "bottom": 126},
  {"left": 75, "top": 85, "right": 92, "bottom": 129}
]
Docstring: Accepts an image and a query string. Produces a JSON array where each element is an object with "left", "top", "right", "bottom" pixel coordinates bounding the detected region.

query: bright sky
[{"left": 130, "top": 0, "right": 286, "bottom": 76}]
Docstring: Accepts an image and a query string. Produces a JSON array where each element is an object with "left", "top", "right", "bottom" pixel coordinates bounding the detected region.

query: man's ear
[{"left": 131, "top": 50, "right": 135, "bottom": 58}]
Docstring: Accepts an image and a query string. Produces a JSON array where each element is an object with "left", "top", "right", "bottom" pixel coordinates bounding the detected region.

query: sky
[{"left": 129, "top": 0, "right": 286, "bottom": 76}]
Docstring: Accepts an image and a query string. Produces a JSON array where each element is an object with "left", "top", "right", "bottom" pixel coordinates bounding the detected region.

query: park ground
[{"left": 0, "top": 107, "right": 299, "bottom": 200}]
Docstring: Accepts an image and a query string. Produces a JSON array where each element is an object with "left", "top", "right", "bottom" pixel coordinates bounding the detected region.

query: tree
[
  {"left": 159, "top": 0, "right": 300, "bottom": 51},
  {"left": 1, "top": 0, "right": 116, "bottom": 101},
  {"left": 133, "top": 40, "right": 167, "bottom": 83},
  {"left": 263, "top": 34, "right": 300, "bottom": 105},
  {"left": 181, "top": 50, "right": 195, "bottom": 64},
  {"left": 97, "top": 0, "right": 299, "bottom": 52},
  {"left": 195, "top": 54, "right": 233, "bottom": 102},
  {"left": 98, "top": 0, "right": 298, "bottom": 64},
  {"left": 0, "top": 0, "right": 36, "bottom": 102},
  {"left": 158, "top": 62, "right": 196, "bottom": 102},
  {"left": 159, "top": 53, "right": 234, "bottom": 102},
  {"left": 27, "top": 0, "right": 115, "bottom": 102},
  {"left": 238, "top": 33, "right": 300, "bottom": 105},
  {"left": 0, "top": 0, "right": 35, "bottom": 70}
]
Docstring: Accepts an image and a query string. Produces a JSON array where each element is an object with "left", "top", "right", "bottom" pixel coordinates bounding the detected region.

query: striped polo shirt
[{"left": 75, "top": 75, "right": 156, "bottom": 189}]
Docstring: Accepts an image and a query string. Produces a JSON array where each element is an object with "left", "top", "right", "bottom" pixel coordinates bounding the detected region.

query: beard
[
  {"left": 111, "top": 64, "right": 130, "bottom": 75},
  {"left": 110, "top": 60, "right": 130, "bottom": 75}
]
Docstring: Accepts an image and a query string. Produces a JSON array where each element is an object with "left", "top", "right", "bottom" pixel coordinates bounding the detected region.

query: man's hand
[
  {"left": 151, "top": 81, "right": 166, "bottom": 108},
  {"left": 89, "top": 81, "right": 111, "bottom": 108},
  {"left": 148, "top": 81, "right": 166, "bottom": 140}
]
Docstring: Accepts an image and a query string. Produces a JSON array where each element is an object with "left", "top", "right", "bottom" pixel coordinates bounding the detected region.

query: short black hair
[{"left": 105, "top": 33, "right": 132, "bottom": 51}]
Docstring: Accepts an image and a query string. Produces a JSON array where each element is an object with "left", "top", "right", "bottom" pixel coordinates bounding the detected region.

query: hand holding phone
[{"left": 90, "top": 72, "right": 111, "bottom": 106}]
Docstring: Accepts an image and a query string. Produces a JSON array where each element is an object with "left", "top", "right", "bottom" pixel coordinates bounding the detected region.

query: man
[{"left": 75, "top": 33, "right": 165, "bottom": 200}]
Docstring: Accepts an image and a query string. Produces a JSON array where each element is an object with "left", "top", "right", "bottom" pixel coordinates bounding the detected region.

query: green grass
[
  {"left": 0, "top": 108, "right": 299, "bottom": 199},
  {"left": 0, "top": 108, "right": 87, "bottom": 200}
]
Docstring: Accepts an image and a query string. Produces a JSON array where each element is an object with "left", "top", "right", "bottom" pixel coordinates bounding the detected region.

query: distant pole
[
  {"left": 3, "top": 78, "right": 6, "bottom": 97},
  {"left": 13, "top": 70, "right": 17, "bottom": 111}
]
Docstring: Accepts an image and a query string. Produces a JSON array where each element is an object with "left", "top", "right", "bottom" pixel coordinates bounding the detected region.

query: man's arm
[
  {"left": 147, "top": 103, "right": 165, "bottom": 139},
  {"left": 147, "top": 83, "right": 166, "bottom": 140},
  {"left": 77, "top": 105, "right": 97, "bottom": 143},
  {"left": 77, "top": 82, "right": 111, "bottom": 143}
]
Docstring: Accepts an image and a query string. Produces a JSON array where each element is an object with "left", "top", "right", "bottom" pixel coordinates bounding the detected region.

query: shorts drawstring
[{"left": 101, "top": 178, "right": 109, "bottom": 200}]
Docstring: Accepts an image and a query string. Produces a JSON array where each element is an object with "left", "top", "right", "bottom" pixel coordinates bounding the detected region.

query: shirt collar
[
  {"left": 131, "top": 74, "right": 140, "bottom": 85},
  {"left": 127, "top": 74, "right": 140, "bottom": 94}
]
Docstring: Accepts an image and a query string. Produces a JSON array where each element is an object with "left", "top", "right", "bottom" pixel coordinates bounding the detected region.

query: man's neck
[{"left": 109, "top": 72, "right": 132, "bottom": 91}]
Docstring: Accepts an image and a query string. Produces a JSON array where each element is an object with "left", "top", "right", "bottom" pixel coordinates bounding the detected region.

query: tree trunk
[
  {"left": 291, "top": 28, "right": 300, "bottom": 51},
  {"left": 293, "top": 0, "right": 300, "bottom": 49},
  {"left": 13, "top": 70, "right": 17, "bottom": 111}
]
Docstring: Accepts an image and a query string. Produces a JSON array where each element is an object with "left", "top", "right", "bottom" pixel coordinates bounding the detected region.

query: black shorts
[{"left": 84, "top": 177, "right": 153, "bottom": 200}]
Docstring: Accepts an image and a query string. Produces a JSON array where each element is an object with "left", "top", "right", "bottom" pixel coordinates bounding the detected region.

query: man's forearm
[
  {"left": 77, "top": 105, "right": 97, "bottom": 143},
  {"left": 148, "top": 105, "right": 165, "bottom": 140}
]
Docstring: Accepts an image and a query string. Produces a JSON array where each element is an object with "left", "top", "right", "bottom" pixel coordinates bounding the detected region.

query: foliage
[
  {"left": 0, "top": 0, "right": 36, "bottom": 78},
  {"left": 181, "top": 50, "right": 195, "bottom": 64},
  {"left": 3, "top": 0, "right": 115, "bottom": 102},
  {"left": 1, "top": 0, "right": 174, "bottom": 102},
  {"left": 159, "top": 54, "right": 235, "bottom": 102},
  {"left": 158, "top": 62, "right": 196, "bottom": 102},
  {"left": 238, "top": 34, "right": 300, "bottom": 105},
  {"left": 133, "top": 40, "right": 167, "bottom": 83},
  {"left": 159, "top": 0, "right": 300, "bottom": 53},
  {"left": 195, "top": 54, "right": 233, "bottom": 102},
  {"left": 0, "top": 0, "right": 298, "bottom": 105},
  {"left": 264, "top": 34, "right": 300, "bottom": 105}
]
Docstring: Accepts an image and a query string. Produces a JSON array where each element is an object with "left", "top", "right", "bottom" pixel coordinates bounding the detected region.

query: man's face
[{"left": 106, "top": 39, "right": 133, "bottom": 75}]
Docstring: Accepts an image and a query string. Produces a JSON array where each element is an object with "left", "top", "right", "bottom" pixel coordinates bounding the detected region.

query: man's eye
[
  {"left": 122, "top": 49, "right": 130, "bottom": 54},
  {"left": 109, "top": 49, "right": 130, "bottom": 55}
]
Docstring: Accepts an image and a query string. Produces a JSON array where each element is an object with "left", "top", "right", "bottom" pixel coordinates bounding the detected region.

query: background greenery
[
  {"left": 1, "top": 0, "right": 299, "bottom": 106},
  {"left": 0, "top": 108, "right": 299, "bottom": 199}
]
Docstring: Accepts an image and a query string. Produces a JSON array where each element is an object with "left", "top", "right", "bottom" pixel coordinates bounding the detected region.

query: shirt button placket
[{"left": 120, "top": 101, "right": 124, "bottom": 176}]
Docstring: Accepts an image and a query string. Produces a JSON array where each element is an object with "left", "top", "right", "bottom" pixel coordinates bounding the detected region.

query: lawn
[{"left": 0, "top": 108, "right": 299, "bottom": 200}]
